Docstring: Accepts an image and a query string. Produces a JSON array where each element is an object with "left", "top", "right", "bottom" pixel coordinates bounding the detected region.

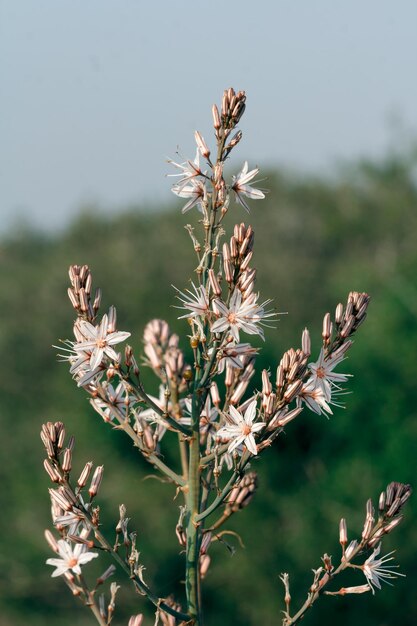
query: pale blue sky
[{"left": 1, "top": 1, "right": 417, "bottom": 232}]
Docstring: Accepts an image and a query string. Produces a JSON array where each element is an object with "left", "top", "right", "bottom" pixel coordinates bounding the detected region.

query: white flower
[
  {"left": 299, "top": 378, "right": 333, "bottom": 416},
  {"left": 46, "top": 539, "right": 98, "bottom": 577},
  {"left": 362, "top": 544, "right": 405, "bottom": 594},
  {"left": 217, "top": 342, "right": 258, "bottom": 373},
  {"left": 74, "top": 314, "right": 130, "bottom": 370},
  {"left": 172, "top": 178, "right": 206, "bottom": 213},
  {"left": 211, "top": 290, "right": 274, "bottom": 342},
  {"left": 137, "top": 386, "right": 191, "bottom": 440},
  {"left": 167, "top": 149, "right": 202, "bottom": 189},
  {"left": 55, "top": 340, "right": 104, "bottom": 387},
  {"left": 232, "top": 161, "right": 265, "bottom": 212},
  {"left": 175, "top": 283, "right": 210, "bottom": 320},
  {"left": 91, "top": 382, "right": 133, "bottom": 422},
  {"left": 308, "top": 349, "right": 350, "bottom": 401},
  {"left": 183, "top": 396, "right": 219, "bottom": 437},
  {"left": 217, "top": 399, "right": 265, "bottom": 456}
]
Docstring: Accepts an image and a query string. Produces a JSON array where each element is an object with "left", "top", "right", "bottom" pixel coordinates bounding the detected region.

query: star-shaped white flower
[
  {"left": 167, "top": 149, "right": 202, "bottom": 190},
  {"left": 232, "top": 161, "right": 265, "bottom": 212},
  {"left": 308, "top": 349, "right": 350, "bottom": 401},
  {"left": 46, "top": 539, "right": 98, "bottom": 577},
  {"left": 362, "top": 544, "right": 405, "bottom": 594},
  {"left": 211, "top": 290, "right": 274, "bottom": 341},
  {"left": 74, "top": 314, "right": 130, "bottom": 370},
  {"left": 171, "top": 178, "right": 207, "bottom": 214},
  {"left": 217, "top": 342, "right": 258, "bottom": 373},
  {"left": 217, "top": 399, "right": 265, "bottom": 456},
  {"left": 175, "top": 282, "right": 210, "bottom": 320},
  {"left": 91, "top": 382, "right": 133, "bottom": 422},
  {"left": 299, "top": 378, "right": 333, "bottom": 416}
]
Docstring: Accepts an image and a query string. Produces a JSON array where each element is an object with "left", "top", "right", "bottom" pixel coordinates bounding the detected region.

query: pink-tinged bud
[
  {"left": 224, "top": 259, "right": 234, "bottom": 283},
  {"left": 240, "top": 250, "right": 253, "bottom": 272},
  {"left": 194, "top": 131, "right": 210, "bottom": 159},
  {"left": 362, "top": 499, "right": 375, "bottom": 540},
  {"left": 67, "top": 287, "right": 79, "bottom": 310},
  {"left": 208, "top": 269, "right": 222, "bottom": 297},
  {"left": 322, "top": 312, "right": 332, "bottom": 342},
  {"left": 344, "top": 539, "right": 358, "bottom": 561},
  {"left": 77, "top": 461, "right": 93, "bottom": 488},
  {"left": 340, "top": 316, "right": 355, "bottom": 338},
  {"left": 128, "top": 615, "right": 144, "bottom": 626},
  {"left": 335, "top": 303, "right": 344, "bottom": 325},
  {"left": 200, "top": 531, "right": 212, "bottom": 555},
  {"left": 108, "top": 305, "right": 117, "bottom": 333},
  {"left": 276, "top": 364, "right": 285, "bottom": 389},
  {"left": 283, "top": 379, "right": 303, "bottom": 403},
  {"left": 212, "top": 104, "right": 221, "bottom": 130},
  {"left": 55, "top": 422, "right": 65, "bottom": 446},
  {"left": 222, "top": 242, "right": 231, "bottom": 261},
  {"left": 378, "top": 491, "right": 386, "bottom": 516},
  {"left": 383, "top": 515, "right": 403, "bottom": 534},
  {"left": 79, "top": 288, "right": 89, "bottom": 312},
  {"left": 328, "top": 585, "right": 370, "bottom": 596},
  {"left": 49, "top": 488, "right": 73, "bottom": 511},
  {"left": 89, "top": 465, "right": 104, "bottom": 498},
  {"left": 262, "top": 370, "right": 272, "bottom": 395},
  {"left": 43, "top": 459, "right": 61, "bottom": 483},
  {"left": 84, "top": 271, "right": 92, "bottom": 295},
  {"left": 237, "top": 223, "right": 246, "bottom": 243},
  {"left": 228, "top": 130, "right": 242, "bottom": 149},
  {"left": 331, "top": 340, "right": 353, "bottom": 359},
  {"left": 44, "top": 529, "right": 60, "bottom": 553},
  {"left": 269, "top": 406, "right": 302, "bottom": 429},
  {"left": 230, "top": 380, "right": 249, "bottom": 405},
  {"left": 93, "top": 288, "right": 102, "bottom": 313},
  {"left": 225, "top": 365, "right": 234, "bottom": 387},
  {"left": 239, "top": 268, "right": 256, "bottom": 292},
  {"left": 230, "top": 236, "right": 239, "bottom": 258},
  {"left": 221, "top": 90, "right": 229, "bottom": 117},
  {"left": 226, "top": 472, "right": 258, "bottom": 513},
  {"left": 62, "top": 448, "right": 72, "bottom": 473},
  {"left": 200, "top": 554, "right": 211, "bottom": 580},
  {"left": 210, "top": 382, "right": 221, "bottom": 407},
  {"left": 281, "top": 351, "right": 290, "bottom": 371},
  {"left": 339, "top": 518, "right": 347, "bottom": 547},
  {"left": 265, "top": 393, "right": 275, "bottom": 416},
  {"left": 302, "top": 328, "right": 311, "bottom": 356}
]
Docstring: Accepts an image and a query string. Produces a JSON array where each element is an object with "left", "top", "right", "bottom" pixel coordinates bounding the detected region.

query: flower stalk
[{"left": 43, "top": 88, "right": 410, "bottom": 626}]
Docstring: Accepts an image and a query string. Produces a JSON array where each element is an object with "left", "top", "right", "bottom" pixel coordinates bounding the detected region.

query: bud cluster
[{"left": 68, "top": 264, "right": 101, "bottom": 322}]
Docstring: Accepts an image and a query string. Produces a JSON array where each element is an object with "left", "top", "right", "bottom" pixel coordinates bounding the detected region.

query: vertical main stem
[
  {"left": 185, "top": 127, "right": 227, "bottom": 624},
  {"left": 186, "top": 382, "right": 203, "bottom": 624}
]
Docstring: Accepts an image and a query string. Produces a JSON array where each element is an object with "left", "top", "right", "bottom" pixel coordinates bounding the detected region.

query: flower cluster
[{"left": 43, "top": 88, "right": 410, "bottom": 626}]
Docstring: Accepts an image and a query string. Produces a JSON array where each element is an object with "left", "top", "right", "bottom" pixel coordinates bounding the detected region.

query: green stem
[
  {"left": 115, "top": 414, "right": 186, "bottom": 487},
  {"left": 185, "top": 369, "right": 203, "bottom": 624},
  {"left": 124, "top": 371, "right": 191, "bottom": 437}
]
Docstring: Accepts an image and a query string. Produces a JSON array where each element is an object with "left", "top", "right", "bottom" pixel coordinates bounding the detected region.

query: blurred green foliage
[{"left": 0, "top": 148, "right": 416, "bottom": 626}]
